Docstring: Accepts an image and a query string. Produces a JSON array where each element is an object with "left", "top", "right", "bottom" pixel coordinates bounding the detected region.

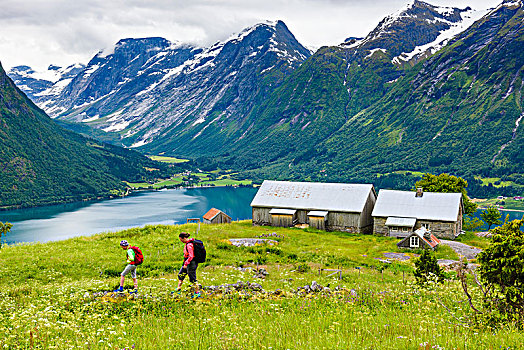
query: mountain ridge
[{"left": 0, "top": 61, "right": 179, "bottom": 208}]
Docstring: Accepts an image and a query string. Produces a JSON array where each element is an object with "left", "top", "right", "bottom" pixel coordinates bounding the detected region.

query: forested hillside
[
  {"left": 219, "top": 1, "right": 524, "bottom": 195},
  {"left": 0, "top": 62, "right": 178, "bottom": 208}
]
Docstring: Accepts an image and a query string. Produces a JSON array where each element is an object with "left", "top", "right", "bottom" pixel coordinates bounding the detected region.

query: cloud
[{"left": 0, "top": 0, "right": 502, "bottom": 71}]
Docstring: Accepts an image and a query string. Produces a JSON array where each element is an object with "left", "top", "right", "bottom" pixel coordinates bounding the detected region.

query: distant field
[
  {"left": 1, "top": 222, "right": 520, "bottom": 349},
  {"left": 127, "top": 170, "right": 252, "bottom": 190},
  {"left": 149, "top": 155, "right": 189, "bottom": 163},
  {"left": 474, "top": 176, "right": 519, "bottom": 188},
  {"left": 477, "top": 198, "right": 524, "bottom": 211},
  {"left": 202, "top": 178, "right": 252, "bottom": 186},
  {"left": 377, "top": 170, "right": 425, "bottom": 178}
]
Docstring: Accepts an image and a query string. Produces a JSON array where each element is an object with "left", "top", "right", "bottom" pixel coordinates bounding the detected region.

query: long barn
[{"left": 251, "top": 180, "right": 377, "bottom": 233}]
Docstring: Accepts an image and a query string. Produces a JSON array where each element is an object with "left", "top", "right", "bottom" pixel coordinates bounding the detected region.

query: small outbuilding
[
  {"left": 372, "top": 188, "right": 463, "bottom": 239},
  {"left": 397, "top": 227, "right": 440, "bottom": 250},
  {"left": 251, "top": 180, "right": 377, "bottom": 233},
  {"left": 203, "top": 208, "right": 232, "bottom": 224}
]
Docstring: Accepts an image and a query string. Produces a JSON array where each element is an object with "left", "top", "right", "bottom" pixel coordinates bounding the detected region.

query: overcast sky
[{"left": 0, "top": 0, "right": 501, "bottom": 72}]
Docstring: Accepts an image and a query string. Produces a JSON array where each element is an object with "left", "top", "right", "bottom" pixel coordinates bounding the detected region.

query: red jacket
[{"left": 183, "top": 239, "right": 195, "bottom": 267}]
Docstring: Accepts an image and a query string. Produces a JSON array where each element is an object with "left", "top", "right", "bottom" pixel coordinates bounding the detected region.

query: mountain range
[
  {"left": 0, "top": 62, "right": 179, "bottom": 209},
  {"left": 7, "top": 0, "right": 524, "bottom": 196}
]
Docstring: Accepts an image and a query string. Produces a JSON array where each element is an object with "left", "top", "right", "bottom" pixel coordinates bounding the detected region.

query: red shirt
[{"left": 183, "top": 238, "right": 195, "bottom": 267}]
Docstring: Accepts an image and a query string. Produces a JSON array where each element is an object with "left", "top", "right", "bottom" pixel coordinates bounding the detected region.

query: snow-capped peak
[
  {"left": 391, "top": 6, "right": 489, "bottom": 64},
  {"left": 226, "top": 20, "right": 282, "bottom": 44}
]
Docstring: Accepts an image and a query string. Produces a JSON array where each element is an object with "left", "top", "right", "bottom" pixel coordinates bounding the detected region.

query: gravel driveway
[{"left": 440, "top": 240, "right": 482, "bottom": 259}]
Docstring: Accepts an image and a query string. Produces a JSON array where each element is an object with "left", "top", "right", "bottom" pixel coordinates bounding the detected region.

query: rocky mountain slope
[
  {"left": 7, "top": 64, "right": 85, "bottom": 102},
  {"left": 239, "top": 0, "right": 523, "bottom": 188},
  {"left": 20, "top": 21, "right": 311, "bottom": 153},
  {"left": 218, "top": 1, "right": 491, "bottom": 171},
  {"left": 0, "top": 62, "right": 176, "bottom": 209},
  {"left": 7, "top": 0, "right": 523, "bottom": 194}
]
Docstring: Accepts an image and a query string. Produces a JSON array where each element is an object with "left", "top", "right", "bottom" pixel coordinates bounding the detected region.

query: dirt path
[{"left": 440, "top": 240, "right": 482, "bottom": 259}]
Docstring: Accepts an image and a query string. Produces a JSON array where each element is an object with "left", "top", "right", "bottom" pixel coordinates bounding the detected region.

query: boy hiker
[
  {"left": 176, "top": 232, "right": 205, "bottom": 297},
  {"left": 114, "top": 240, "right": 143, "bottom": 293}
]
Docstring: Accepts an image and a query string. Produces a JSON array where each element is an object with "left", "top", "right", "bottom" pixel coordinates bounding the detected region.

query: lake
[
  {"left": 1, "top": 187, "right": 522, "bottom": 244},
  {"left": 472, "top": 208, "right": 524, "bottom": 231},
  {"left": 0, "top": 187, "right": 258, "bottom": 244}
]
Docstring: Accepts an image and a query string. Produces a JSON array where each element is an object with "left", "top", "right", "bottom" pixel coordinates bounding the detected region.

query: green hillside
[
  {"left": 0, "top": 63, "right": 180, "bottom": 208},
  {"left": 1, "top": 222, "right": 522, "bottom": 349},
  {"left": 190, "top": 4, "right": 524, "bottom": 196}
]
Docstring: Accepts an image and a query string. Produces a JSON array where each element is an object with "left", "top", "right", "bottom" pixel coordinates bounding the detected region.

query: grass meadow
[{"left": 0, "top": 222, "right": 522, "bottom": 349}]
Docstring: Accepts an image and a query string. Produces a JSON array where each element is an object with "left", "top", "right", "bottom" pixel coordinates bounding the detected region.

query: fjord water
[
  {"left": 0, "top": 187, "right": 258, "bottom": 244},
  {"left": 1, "top": 185, "right": 522, "bottom": 244}
]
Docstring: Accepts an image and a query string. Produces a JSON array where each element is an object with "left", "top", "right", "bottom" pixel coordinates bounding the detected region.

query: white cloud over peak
[{"left": 0, "top": 0, "right": 501, "bottom": 71}]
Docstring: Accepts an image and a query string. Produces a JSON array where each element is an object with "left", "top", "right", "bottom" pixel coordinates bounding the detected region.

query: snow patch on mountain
[{"left": 392, "top": 7, "right": 488, "bottom": 64}]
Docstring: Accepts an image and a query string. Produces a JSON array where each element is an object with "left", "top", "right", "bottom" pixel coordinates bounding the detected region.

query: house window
[
  {"left": 402, "top": 227, "right": 408, "bottom": 232},
  {"left": 410, "top": 236, "right": 419, "bottom": 248},
  {"left": 391, "top": 227, "right": 398, "bottom": 232},
  {"left": 421, "top": 223, "right": 430, "bottom": 230}
]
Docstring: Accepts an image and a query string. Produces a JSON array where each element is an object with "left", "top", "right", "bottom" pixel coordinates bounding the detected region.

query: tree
[
  {"left": 463, "top": 216, "right": 484, "bottom": 231},
  {"left": 413, "top": 249, "right": 446, "bottom": 285},
  {"left": 0, "top": 221, "right": 13, "bottom": 249},
  {"left": 480, "top": 206, "right": 502, "bottom": 230},
  {"left": 477, "top": 219, "right": 524, "bottom": 326},
  {"left": 415, "top": 173, "right": 477, "bottom": 215}
]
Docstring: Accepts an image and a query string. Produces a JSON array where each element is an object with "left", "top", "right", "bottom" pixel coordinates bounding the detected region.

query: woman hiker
[
  {"left": 176, "top": 232, "right": 201, "bottom": 297},
  {"left": 114, "top": 240, "right": 141, "bottom": 293}
]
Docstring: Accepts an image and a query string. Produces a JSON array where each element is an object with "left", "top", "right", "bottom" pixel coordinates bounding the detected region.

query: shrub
[
  {"left": 477, "top": 219, "right": 524, "bottom": 327},
  {"left": 413, "top": 249, "right": 446, "bottom": 285}
]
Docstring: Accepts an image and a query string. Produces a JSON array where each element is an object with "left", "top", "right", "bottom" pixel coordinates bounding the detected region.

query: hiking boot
[
  {"left": 130, "top": 289, "right": 138, "bottom": 294},
  {"left": 113, "top": 286, "right": 124, "bottom": 293}
]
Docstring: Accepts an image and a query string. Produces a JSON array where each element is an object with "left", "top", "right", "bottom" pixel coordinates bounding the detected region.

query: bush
[
  {"left": 477, "top": 219, "right": 524, "bottom": 327},
  {"left": 413, "top": 250, "right": 446, "bottom": 285}
]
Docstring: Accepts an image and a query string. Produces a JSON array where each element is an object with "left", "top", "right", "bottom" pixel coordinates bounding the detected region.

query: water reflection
[{"left": 0, "top": 187, "right": 257, "bottom": 244}]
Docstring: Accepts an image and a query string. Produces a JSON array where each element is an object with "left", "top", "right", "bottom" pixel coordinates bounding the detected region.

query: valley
[{"left": 6, "top": 0, "right": 523, "bottom": 202}]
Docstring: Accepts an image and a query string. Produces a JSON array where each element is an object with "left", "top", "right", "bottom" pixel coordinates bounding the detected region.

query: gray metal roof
[
  {"left": 372, "top": 190, "right": 462, "bottom": 222},
  {"left": 385, "top": 217, "right": 416, "bottom": 227},
  {"left": 269, "top": 208, "right": 296, "bottom": 215},
  {"left": 308, "top": 210, "right": 329, "bottom": 217},
  {"left": 251, "top": 180, "right": 375, "bottom": 213}
]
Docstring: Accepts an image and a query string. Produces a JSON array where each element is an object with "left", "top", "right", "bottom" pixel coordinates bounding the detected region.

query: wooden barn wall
[
  {"left": 359, "top": 191, "right": 376, "bottom": 234},
  {"left": 327, "top": 212, "right": 361, "bottom": 233},
  {"left": 211, "top": 213, "right": 231, "bottom": 224},
  {"left": 296, "top": 210, "right": 308, "bottom": 224},
  {"left": 252, "top": 207, "right": 272, "bottom": 226},
  {"left": 309, "top": 217, "right": 326, "bottom": 230},
  {"left": 270, "top": 214, "right": 294, "bottom": 227}
]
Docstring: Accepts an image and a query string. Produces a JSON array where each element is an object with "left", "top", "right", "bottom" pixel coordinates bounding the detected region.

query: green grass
[
  {"left": 474, "top": 176, "right": 519, "bottom": 188},
  {"left": 0, "top": 222, "right": 517, "bottom": 349},
  {"left": 126, "top": 171, "right": 252, "bottom": 189},
  {"left": 476, "top": 198, "right": 524, "bottom": 211},
  {"left": 201, "top": 179, "right": 252, "bottom": 186},
  {"left": 454, "top": 231, "right": 491, "bottom": 249},
  {"left": 377, "top": 170, "right": 425, "bottom": 178},
  {"left": 148, "top": 155, "right": 189, "bottom": 163}
]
